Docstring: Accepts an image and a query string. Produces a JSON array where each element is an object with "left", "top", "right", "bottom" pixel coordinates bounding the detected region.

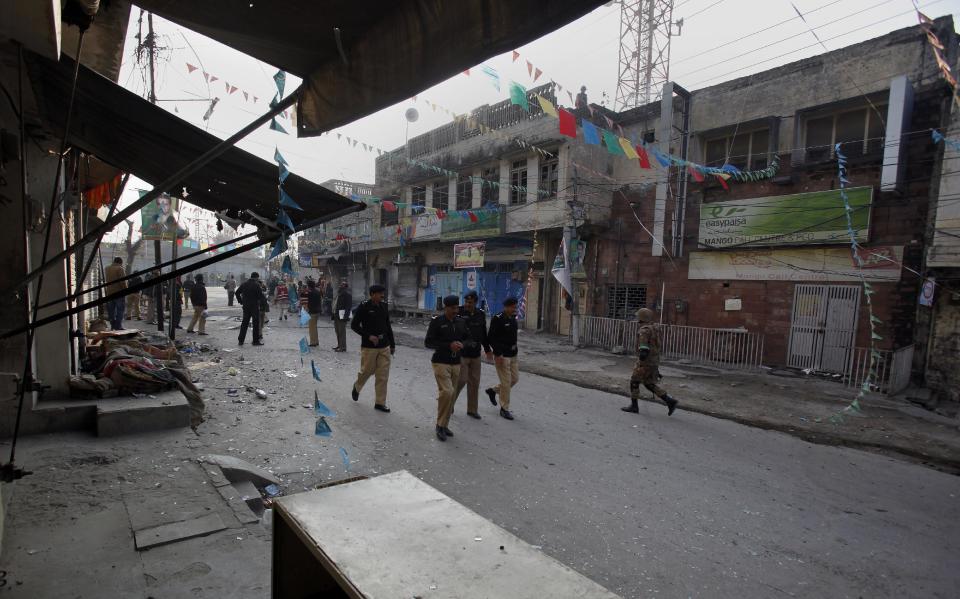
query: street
[{"left": 2, "top": 287, "right": 959, "bottom": 598}]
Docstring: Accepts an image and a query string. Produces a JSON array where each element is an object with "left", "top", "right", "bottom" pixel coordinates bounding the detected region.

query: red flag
[
  {"left": 382, "top": 201, "right": 397, "bottom": 212},
  {"left": 436, "top": 209, "right": 446, "bottom": 220},
  {"left": 468, "top": 211, "right": 479, "bottom": 223},
  {"left": 534, "top": 68, "right": 542, "bottom": 82},
  {"left": 716, "top": 174, "right": 729, "bottom": 191},
  {"left": 186, "top": 63, "right": 198, "bottom": 74},
  {"left": 512, "top": 51, "right": 520, "bottom": 62},
  {"left": 526, "top": 60, "right": 533, "bottom": 77},
  {"left": 635, "top": 145, "right": 651, "bottom": 169},
  {"left": 462, "top": 69, "right": 470, "bottom": 76},
  {"left": 687, "top": 164, "right": 704, "bottom": 182},
  {"left": 558, "top": 109, "right": 576, "bottom": 138}
]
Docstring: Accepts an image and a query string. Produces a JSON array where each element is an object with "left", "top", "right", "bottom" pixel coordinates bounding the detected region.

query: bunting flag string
[
  {"left": 279, "top": 188, "right": 303, "bottom": 211},
  {"left": 932, "top": 129, "right": 960, "bottom": 152},
  {"left": 918, "top": 12, "right": 960, "bottom": 107},
  {"left": 276, "top": 208, "right": 295, "bottom": 232},
  {"left": 183, "top": 63, "right": 293, "bottom": 118}
]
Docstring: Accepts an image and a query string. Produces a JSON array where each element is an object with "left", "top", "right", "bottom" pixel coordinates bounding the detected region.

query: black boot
[
  {"left": 662, "top": 395, "right": 678, "bottom": 416},
  {"left": 621, "top": 398, "right": 639, "bottom": 413}
]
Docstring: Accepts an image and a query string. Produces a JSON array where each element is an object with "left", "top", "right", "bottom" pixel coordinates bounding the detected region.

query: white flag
[{"left": 551, "top": 237, "right": 572, "bottom": 299}]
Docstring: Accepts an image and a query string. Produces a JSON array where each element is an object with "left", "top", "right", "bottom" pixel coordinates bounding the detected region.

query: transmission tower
[{"left": 615, "top": 0, "right": 680, "bottom": 111}]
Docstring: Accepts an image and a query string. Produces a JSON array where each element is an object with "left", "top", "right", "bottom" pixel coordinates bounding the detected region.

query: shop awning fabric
[
  {"left": 133, "top": 0, "right": 605, "bottom": 137},
  {"left": 25, "top": 51, "right": 360, "bottom": 229}
]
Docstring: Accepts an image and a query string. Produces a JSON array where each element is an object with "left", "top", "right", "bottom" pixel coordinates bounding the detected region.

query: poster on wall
[
  {"left": 688, "top": 245, "right": 903, "bottom": 282},
  {"left": 569, "top": 239, "right": 587, "bottom": 279},
  {"left": 698, "top": 187, "right": 873, "bottom": 248},
  {"left": 453, "top": 242, "right": 486, "bottom": 268},
  {"left": 919, "top": 277, "right": 936, "bottom": 307},
  {"left": 140, "top": 193, "right": 187, "bottom": 241},
  {"left": 466, "top": 270, "right": 478, "bottom": 290}
]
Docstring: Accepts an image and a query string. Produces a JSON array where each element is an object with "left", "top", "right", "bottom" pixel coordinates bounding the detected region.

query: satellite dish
[{"left": 405, "top": 107, "right": 419, "bottom": 123}]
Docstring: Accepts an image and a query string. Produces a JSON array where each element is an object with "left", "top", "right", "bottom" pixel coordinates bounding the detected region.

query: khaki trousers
[
  {"left": 308, "top": 313, "right": 320, "bottom": 345},
  {"left": 125, "top": 292, "right": 141, "bottom": 319},
  {"left": 145, "top": 296, "right": 155, "bottom": 322},
  {"left": 355, "top": 347, "right": 391, "bottom": 405},
  {"left": 334, "top": 319, "right": 347, "bottom": 349},
  {"left": 454, "top": 357, "right": 482, "bottom": 414},
  {"left": 433, "top": 363, "right": 461, "bottom": 428},
  {"left": 187, "top": 306, "right": 206, "bottom": 333},
  {"left": 493, "top": 356, "right": 520, "bottom": 410}
]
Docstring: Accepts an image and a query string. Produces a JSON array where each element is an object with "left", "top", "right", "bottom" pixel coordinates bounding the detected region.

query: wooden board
[{"left": 273, "top": 470, "right": 621, "bottom": 599}]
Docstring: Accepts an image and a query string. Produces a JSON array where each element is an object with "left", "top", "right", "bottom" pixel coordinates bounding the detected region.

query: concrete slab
[
  {"left": 134, "top": 513, "right": 227, "bottom": 550},
  {"left": 199, "top": 454, "right": 280, "bottom": 488},
  {"left": 215, "top": 482, "right": 260, "bottom": 524},
  {"left": 204, "top": 464, "right": 232, "bottom": 487},
  {"left": 231, "top": 480, "right": 265, "bottom": 515},
  {"left": 96, "top": 390, "right": 190, "bottom": 437}
]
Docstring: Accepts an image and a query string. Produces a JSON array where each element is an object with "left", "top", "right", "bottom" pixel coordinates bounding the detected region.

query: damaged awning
[
  {"left": 24, "top": 51, "right": 362, "bottom": 228},
  {"left": 132, "top": 0, "right": 605, "bottom": 136}
]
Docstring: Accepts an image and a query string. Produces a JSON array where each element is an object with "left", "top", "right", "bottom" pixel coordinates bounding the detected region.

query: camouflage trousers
[{"left": 630, "top": 362, "right": 666, "bottom": 399}]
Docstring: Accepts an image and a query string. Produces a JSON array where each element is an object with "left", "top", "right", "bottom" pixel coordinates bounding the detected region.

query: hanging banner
[
  {"left": 140, "top": 193, "right": 187, "bottom": 241},
  {"left": 453, "top": 242, "right": 486, "bottom": 269},
  {"left": 440, "top": 207, "right": 502, "bottom": 240},
  {"left": 698, "top": 187, "right": 873, "bottom": 248},
  {"left": 688, "top": 246, "right": 903, "bottom": 282},
  {"left": 466, "top": 270, "right": 478, "bottom": 290},
  {"left": 919, "top": 277, "right": 936, "bottom": 307},
  {"left": 551, "top": 238, "right": 572, "bottom": 296}
]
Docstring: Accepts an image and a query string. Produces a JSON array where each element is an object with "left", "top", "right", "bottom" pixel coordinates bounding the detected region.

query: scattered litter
[
  {"left": 264, "top": 484, "right": 281, "bottom": 497},
  {"left": 283, "top": 370, "right": 298, "bottom": 378},
  {"left": 311, "top": 360, "right": 322, "bottom": 382},
  {"left": 340, "top": 447, "right": 350, "bottom": 471},
  {"left": 132, "top": 393, "right": 147, "bottom": 398},
  {"left": 473, "top": 537, "right": 482, "bottom": 542},
  {"left": 227, "top": 367, "right": 239, "bottom": 376},
  {"left": 226, "top": 389, "right": 239, "bottom": 397},
  {"left": 222, "top": 348, "right": 238, "bottom": 353},
  {"left": 299, "top": 308, "right": 310, "bottom": 327},
  {"left": 314, "top": 417, "right": 332, "bottom": 437},
  {"left": 255, "top": 389, "right": 268, "bottom": 400},
  {"left": 299, "top": 337, "right": 310, "bottom": 354}
]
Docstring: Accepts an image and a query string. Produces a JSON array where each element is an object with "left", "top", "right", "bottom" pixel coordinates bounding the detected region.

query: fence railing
[
  {"left": 578, "top": 316, "right": 765, "bottom": 371},
  {"left": 847, "top": 344, "right": 914, "bottom": 395}
]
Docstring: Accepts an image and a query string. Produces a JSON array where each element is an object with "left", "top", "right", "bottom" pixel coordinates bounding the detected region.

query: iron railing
[{"left": 846, "top": 344, "right": 914, "bottom": 395}]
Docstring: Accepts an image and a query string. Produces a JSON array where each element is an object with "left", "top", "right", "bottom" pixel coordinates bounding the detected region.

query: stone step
[{"left": 95, "top": 391, "right": 190, "bottom": 437}]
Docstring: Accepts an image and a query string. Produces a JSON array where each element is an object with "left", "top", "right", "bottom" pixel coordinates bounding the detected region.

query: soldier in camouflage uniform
[{"left": 622, "top": 308, "right": 679, "bottom": 415}]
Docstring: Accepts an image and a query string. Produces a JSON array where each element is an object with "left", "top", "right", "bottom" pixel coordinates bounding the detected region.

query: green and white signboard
[{"left": 698, "top": 186, "right": 873, "bottom": 248}]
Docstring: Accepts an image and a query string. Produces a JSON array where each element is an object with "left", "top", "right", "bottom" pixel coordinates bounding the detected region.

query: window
[
  {"left": 480, "top": 166, "right": 499, "bottom": 207},
  {"left": 380, "top": 194, "right": 399, "bottom": 227},
  {"left": 804, "top": 104, "right": 886, "bottom": 162},
  {"left": 606, "top": 285, "right": 647, "bottom": 320},
  {"left": 433, "top": 181, "right": 449, "bottom": 211},
  {"left": 411, "top": 185, "right": 426, "bottom": 213},
  {"left": 704, "top": 129, "right": 770, "bottom": 171},
  {"left": 539, "top": 153, "right": 559, "bottom": 200},
  {"left": 510, "top": 159, "right": 527, "bottom": 205},
  {"left": 456, "top": 174, "right": 472, "bottom": 210}
]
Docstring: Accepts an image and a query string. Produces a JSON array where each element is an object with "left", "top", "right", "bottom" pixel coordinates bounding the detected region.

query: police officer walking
[
  {"left": 426, "top": 295, "right": 473, "bottom": 441},
  {"left": 485, "top": 297, "right": 520, "bottom": 420},
  {"left": 622, "top": 308, "right": 678, "bottom": 415},
  {"left": 453, "top": 291, "right": 492, "bottom": 419},
  {"left": 332, "top": 281, "right": 352, "bottom": 352},
  {"left": 236, "top": 272, "right": 266, "bottom": 346},
  {"left": 350, "top": 284, "right": 395, "bottom": 412}
]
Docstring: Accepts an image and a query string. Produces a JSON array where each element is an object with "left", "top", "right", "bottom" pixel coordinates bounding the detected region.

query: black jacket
[
  {"left": 236, "top": 279, "right": 266, "bottom": 311},
  {"left": 457, "top": 307, "right": 490, "bottom": 358},
  {"left": 424, "top": 315, "right": 472, "bottom": 364},
  {"left": 190, "top": 283, "right": 207, "bottom": 308},
  {"left": 488, "top": 312, "right": 518, "bottom": 357},
  {"left": 350, "top": 300, "right": 395, "bottom": 349},
  {"left": 334, "top": 288, "right": 353, "bottom": 321},
  {"left": 307, "top": 288, "right": 323, "bottom": 314}
]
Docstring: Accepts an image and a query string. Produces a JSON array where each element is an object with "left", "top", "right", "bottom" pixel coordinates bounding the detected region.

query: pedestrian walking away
[
  {"left": 306, "top": 279, "right": 323, "bottom": 346},
  {"left": 186, "top": 274, "right": 208, "bottom": 335},
  {"left": 426, "top": 295, "right": 474, "bottom": 441},
  {"left": 274, "top": 279, "right": 289, "bottom": 320},
  {"left": 125, "top": 273, "right": 143, "bottom": 320},
  {"left": 182, "top": 275, "right": 195, "bottom": 309},
  {"left": 332, "top": 280, "right": 352, "bottom": 352},
  {"left": 236, "top": 272, "right": 266, "bottom": 346},
  {"left": 453, "top": 290, "right": 492, "bottom": 420},
  {"left": 103, "top": 257, "right": 127, "bottom": 330},
  {"left": 622, "top": 308, "right": 678, "bottom": 416},
  {"left": 350, "top": 284, "right": 395, "bottom": 412},
  {"left": 225, "top": 274, "right": 237, "bottom": 306},
  {"left": 486, "top": 297, "right": 520, "bottom": 420},
  {"left": 323, "top": 277, "right": 334, "bottom": 315}
]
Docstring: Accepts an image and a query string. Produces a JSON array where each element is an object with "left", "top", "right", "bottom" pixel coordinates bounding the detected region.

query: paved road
[{"left": 190, "top": 288, "right": 960, "bottom": 598}]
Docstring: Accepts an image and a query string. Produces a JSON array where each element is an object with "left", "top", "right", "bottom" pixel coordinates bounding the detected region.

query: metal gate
[
  {"left": 788, "top": 284, "right": 860, "bottom": 373},
  {"left": 432, "top": 272, "right": 463, "bottom": 310}
]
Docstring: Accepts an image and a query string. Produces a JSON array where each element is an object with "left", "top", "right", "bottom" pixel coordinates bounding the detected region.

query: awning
[
  {"left": 24, "top": 51, "right": 362, "bottom": 229},
  {"left": 132, "top": 0, "right": 605, "bottom": 137}
]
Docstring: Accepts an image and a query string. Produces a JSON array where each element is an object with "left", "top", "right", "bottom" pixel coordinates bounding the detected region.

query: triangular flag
[
  {"left": 281, "top": 255, "right": 296, "bottom": 275},
  {"left": 462, "top": 68, "right": 470, "bottom": 76},
  {"left": 269, "top": 236, "right": 287, "bottom": 259},
  {"left": 276, "top": 208, "right": 295, "bottom": 231},
  {"left": 601, "top": 130, "right": 626, "bottom": 156},
  {"left": 229, "top": 85, "right": 238, "bottom": 95},
  {"left": 536, "top": 95, "right": 557, "bottom": 117},
  {"left": 274, "top": 147, "right": 288, "bottom": 166},
  {"left": 209, "top": 75, "right": 219, "bottom": 83},
  {"left": 558, "top": 109, "right": 576, "bottom": 138},
  {"left": 243, "top": 91, "right": 249, "bottom": 101},
  {"left": 636, "top": 145, "right": 651, "bottom": 169},
  {"left": 314, "top": 417, "right": 332, "bottom": 437},
  {"left": 509, "top": 81, "right": 529, "bottom": 111},
  {"left": 224, "top": 81, "right": 231, "bottom": 93},
  {"left": 468, "top": 212, "right": 479, "bottom": 223},
  {"left": 382, "top": 201, "right": 397, "bottom": 212},
  {"left": 186, "top": 63, "right": 198, "bottom": 74},
  {"left": 567, "top": 90, "right": 574, "bottom": 105},
  {"left": 618, "top": 137, "right": 639, "bottom": 159},
  {"left": 581, "top": 120, "right": 601, "bottom": 145},
  {"left": 687, "top": 164, "right": 705, "bottom": 182},
  {"left": 274, "top": 70, "right": 286, "bottom": 96},
  {"left": 299, "top": 337, "right": 310, "bottom": 354},
  {"left": 280, "top": 188, "right": 303, "bottom": 211},
  {"left": 480, "top": 65, "right": 500, "bottom": 92},
  {"left": 534, "top": 68, "right": 542, "bottom": 82},
  {"left": 253, "top": 96, "right": 259, "bottom": 103},
  {"left": 526, "top": 60, "right": 533, "bottom": 77},
  {"left": 270, "top": 93, "right": 279, "bottom": 109},
  {"left": 270, "top": 119, "right": 287, "bottom": 134},
  {"left": 314, "top": 391, "right": 335, "bottom": 417},
  {"left": 512, "top": 50, "right": 520, "bottom": 62},
  {"left": 203, "top": 72, "right": 210, "bottom": 82}
]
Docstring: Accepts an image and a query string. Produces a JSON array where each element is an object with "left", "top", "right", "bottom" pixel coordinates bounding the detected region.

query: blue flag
[
  {"left": 311, "top": 359, "right": 322, "bottom": 381},
  {"left": 276, "top": 208, "right": 295, "bottom": 232},
  {"left": 279, "top": 162, "right": 290, "bottom": 184},
  {"left": 269, "top": 118, "right": 287, "bottom": 134},
  {"left": 480, "top": 65, "right": 500, "bottom": 92},
  {"left": 299, "top": 337, "right": 310, "bottom": 354},
  {"left": 279, "top": 188, "right": 303, "bottom": 211},
  {"left": 314, "top": 417, "right": 332, "bottom": 437},
  {"left": 300, "top": 308, "right": 310, "bottom": 327},
  {"left": 339, "top": 447, "right": 351, "bottom": 471},
  {"left": 281, "top": 255, "right": 296, "bottom": 276},
  {"left": 274, "top": 147, "right": 288, "bottom": 166},
  {"left": 268, "top": 236, "right": 287, "bottom": 260},
  {"left": 314, "top": 391, "right": 335, "bottom": 417},
  {"left": 273, "top": 70, "right": 286, "bottom": 96},
  {"left": 581, "top": 120, "right": 601, "bottom": 145}
]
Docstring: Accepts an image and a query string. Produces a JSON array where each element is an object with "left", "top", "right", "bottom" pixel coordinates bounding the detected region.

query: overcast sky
[{"left": 110, "top": 0, "right": 960, "bottom": 241}]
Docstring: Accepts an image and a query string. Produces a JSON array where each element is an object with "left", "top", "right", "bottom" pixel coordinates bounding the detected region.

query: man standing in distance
[
  {"left": 186, "top": 274, "right": 208, "bottom": 335},
  {"left": 104, "top": 257, "right": 127, "bottom": 330},
  {"left": 622, "top": 308, "right": 678, "bottom": 416},
  {"left": 350, "top": 285, "right": 395, "bottom": 412},
  {"left": 225, "top": 274, "right": 237, "bottom": 306},
  {"left": 453, "top": 291, "right": 492, "bottom": 419},
  {"left": 485, "top": 297, "right": 520, "bottom": 420},
  {"left": 426, "top": 295, "right": 472, "bottom": 441},
  {"left": 236, "top": 272, "right": 266, "bottom": 346},
  {"left": 332, "top": 280, "right": 352, "bottom": 352},
  {"left": 305, "top": 279, "right": 323, "bottom": 347}
]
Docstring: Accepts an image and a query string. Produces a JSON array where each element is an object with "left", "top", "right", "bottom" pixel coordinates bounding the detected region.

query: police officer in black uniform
[
  {"left": 425, "top": 295, "right": 474, "bottom": 441},
  {"left": 350, "top": 285, "right": 396, "bottom": 411}
]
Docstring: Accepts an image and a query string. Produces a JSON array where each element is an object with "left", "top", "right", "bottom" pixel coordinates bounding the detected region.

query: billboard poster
[
  {"left": 140, "top": 193, "right": 188, "bottom": 241},
  {"left": 440, "top": 207, "right": 502, "bottom": 240},
  {"left": 688, "top": 245, "right": 903, "bottom": 282},
  {"left": 569, "top": 239, "right": 587, "bottom": 279},
  {"left": 698, "top": 187, "right": 873, "bottom": 248},
  {"left": 453, "top": 241, "right": 486, "bottom": 269}
]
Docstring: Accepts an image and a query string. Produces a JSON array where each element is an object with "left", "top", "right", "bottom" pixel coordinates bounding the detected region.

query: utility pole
[{"left": 567, "top": 173, "right": 582, "bottom": 346}]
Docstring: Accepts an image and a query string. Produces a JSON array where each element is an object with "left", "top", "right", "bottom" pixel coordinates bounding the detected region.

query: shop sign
[{"left": 453, "top": 242, "right": 486, "bottom": 269}]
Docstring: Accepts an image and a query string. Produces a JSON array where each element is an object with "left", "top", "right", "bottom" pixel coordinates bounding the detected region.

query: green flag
[{"left": 509, "top": 81, "right": 529, "bottom": 112}]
